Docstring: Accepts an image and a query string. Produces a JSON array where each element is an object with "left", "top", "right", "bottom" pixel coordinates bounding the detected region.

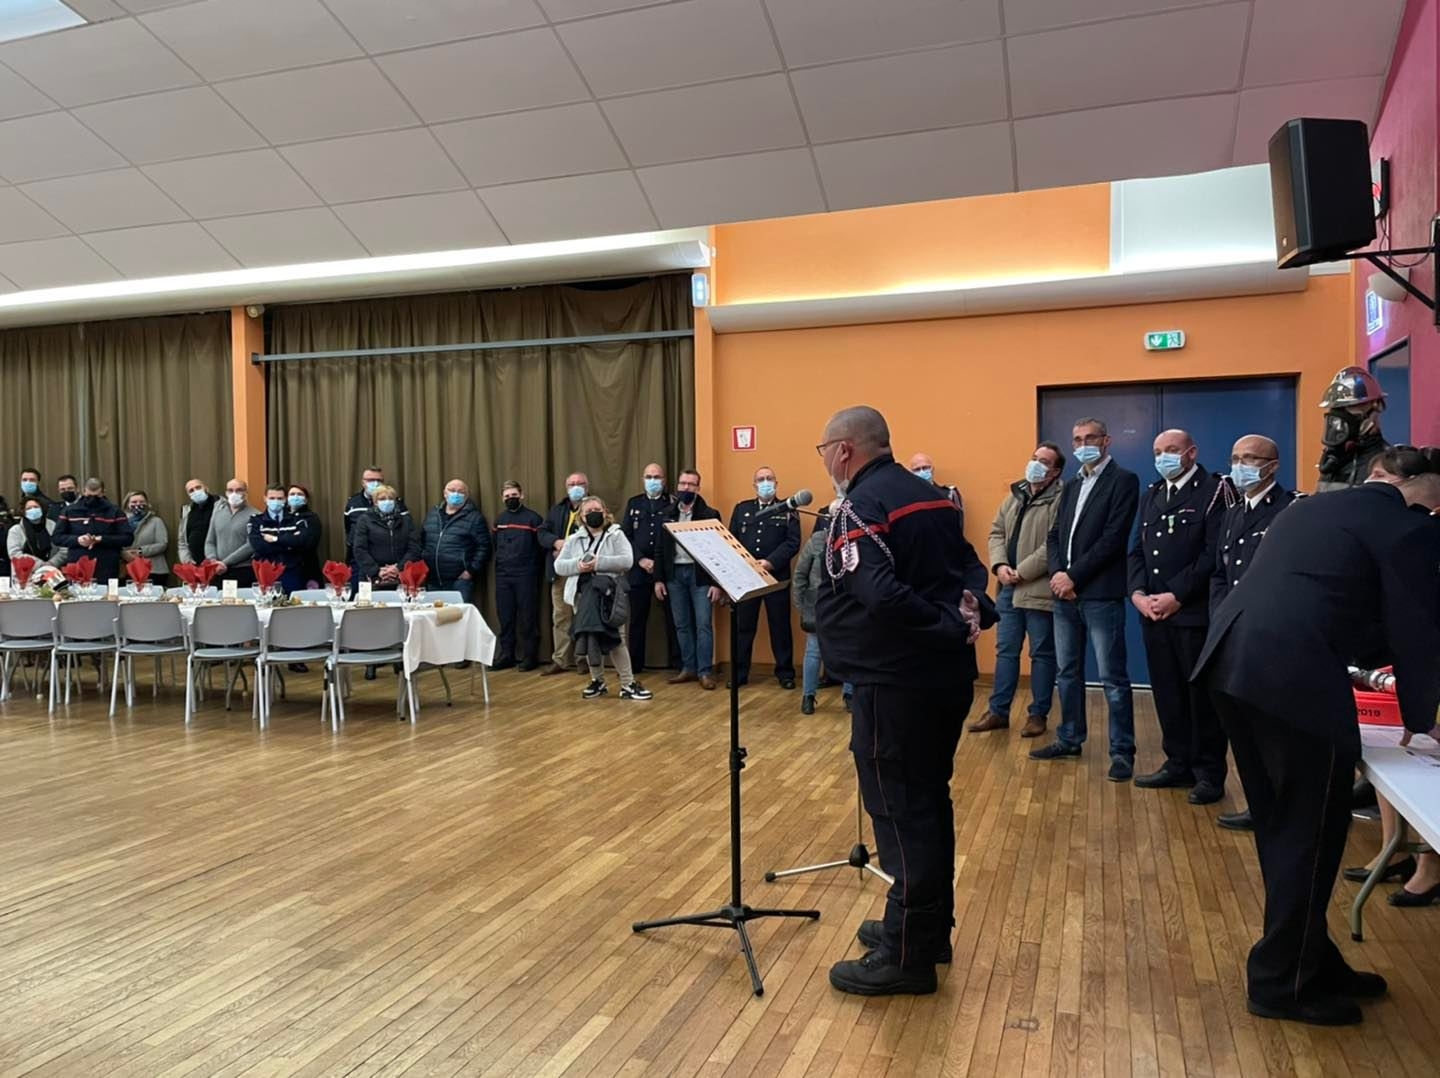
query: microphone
[{"left": 755, "top": 489, "right": 813, "bottom": 518}]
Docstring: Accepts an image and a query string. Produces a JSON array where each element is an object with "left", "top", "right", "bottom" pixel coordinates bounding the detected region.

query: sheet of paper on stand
[{"left": 669, "top": 528, "right": 771, "bottom": 601}]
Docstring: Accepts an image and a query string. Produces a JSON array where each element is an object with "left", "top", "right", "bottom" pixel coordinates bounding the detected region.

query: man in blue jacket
[
  {"left": 247, "top": 484, "right": 312, "bottom": 594},
  {"left": 52, "top": 477, "right": 133, "bottom": 582},
  {"left": 419, "top": 479, "right": 491, "bottom": 605}
]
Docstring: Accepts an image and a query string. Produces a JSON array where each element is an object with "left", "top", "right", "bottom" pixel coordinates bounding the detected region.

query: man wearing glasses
[
  {"left": 621, "top": 463, "right": 680, "bottom": 674},
  {"left": 727, "top": 465, "right": 801, "bottom": 689}
]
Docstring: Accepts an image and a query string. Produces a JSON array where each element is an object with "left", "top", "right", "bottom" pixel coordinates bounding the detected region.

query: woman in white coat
[{"left": 7, "top": 497, "right": 67, "bottom": 569}]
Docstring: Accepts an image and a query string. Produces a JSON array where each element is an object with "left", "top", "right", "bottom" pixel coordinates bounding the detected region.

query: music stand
[{"left": 632, "top": 519, "right": 821, "bottom": 996}]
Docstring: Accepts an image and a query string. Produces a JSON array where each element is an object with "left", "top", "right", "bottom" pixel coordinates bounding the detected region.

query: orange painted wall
[{"left": 702, "top": 275, "right": 1353, "bottom": 670}]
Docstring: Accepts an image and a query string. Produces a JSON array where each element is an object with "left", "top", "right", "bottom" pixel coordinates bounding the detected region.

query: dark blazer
[
  {"left": 1193, "top": 484, "right": 1440, "bottom": 744},
  {"left": 538, "top": 498, "right": 584, "bottom": 582},
  {"left": 1208, "top": 485, "right": 1296, "bottom": 614},
  {"left": 621, "top": 492, "right": 672, "bottom": 588},
  {"left": 247, "top": 508, "right": 312, "bottom": 593},
  {"left": 654, "top": 494, "right": 722, "bottom": 588},
  {"left": 1126, "top": 467, "right": 1231, "bottom": 627},
  {"left": 1046, "top": 458, "right": 1140, "bottom": 600}
]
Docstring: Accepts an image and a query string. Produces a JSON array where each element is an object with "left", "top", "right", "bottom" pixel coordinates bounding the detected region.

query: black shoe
[
  {"left": 1217, "top": 809, "right": 1254, "bottom": 831},
  {"left": 779, "top": 677, "right": 796, "bottom": 690},
  {"left": 1388, "top": 881, "right": 1440, "bottom": 907},
  {"left": 491, "top": 658, "right": 515, "bottom": 671},
  {"left": 1188, "top": 780, "right": 1224, "bottom": 805},
  {"left": 856, "top": 920, "right": 951, "bottom": 964},
  {"left": 1327, "top": 968, "right": 1389, "bottom": 1000},
  {"left": 1343, "top": 856, "right": 1416, "bottom": 883},
  {"left": 1030, "top": 741, "right": 1081, "bottom": 761},
  {"left": 843, "top": 692, "right": 852, "bottom": 713},
  {"left": 1246, "top": 994, "right": 1361, "bottom": 1026},
  {"left": 619, "top": 681, "right": 652, "bottom": 701},
  {"left": 800, "top": 694, "right": 815, "bottom": 715},
  {"left": 364, "top": 666, "right": 377, "bottom": 681},
  {"left": 725, "top": 678, "right": 748, "bottom": 689},
  {"left": 287, "top": 663, "right": 309, "bottom": 674},
  {"left": 828, "top": 951, "right": 936, "bottom": 996},
  {"left": 1134, "top": 763, "right": 1195, "bottom": 789},
  {"left": 582, "top": 678, "right": 607, "bottom": 699},
  {"left": 1108, "top": 758, "right": 1133, "bottom": 783},
  {"left": 517, "top": 660, "right": 539, "bottom": 672}
]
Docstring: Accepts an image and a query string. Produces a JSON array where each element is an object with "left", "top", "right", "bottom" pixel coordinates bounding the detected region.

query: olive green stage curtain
[{"left": 266, "top": 276, "right": 695, "bottom": 660}]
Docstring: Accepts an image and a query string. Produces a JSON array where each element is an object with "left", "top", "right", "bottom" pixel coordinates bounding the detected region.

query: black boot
[{"left": 829, "top": 951, "right": 936, "bottom": 996}]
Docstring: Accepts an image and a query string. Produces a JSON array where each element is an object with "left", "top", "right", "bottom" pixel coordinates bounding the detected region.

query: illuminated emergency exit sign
[{"left": 1144, "top": 330, "right": 1186, "bottom": 351}]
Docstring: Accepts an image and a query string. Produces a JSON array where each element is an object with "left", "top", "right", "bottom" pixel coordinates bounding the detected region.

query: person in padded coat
[
  {"left": 419, "top": 478, "right": 491, "bottom": 605},
  {"left": 352, "top": 484, "right": 421, "bottom": 590}
]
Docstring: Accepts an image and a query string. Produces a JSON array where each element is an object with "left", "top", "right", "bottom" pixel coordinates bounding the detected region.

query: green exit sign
[{"left": 1144, "top": 330, "right": 1186, "bottom": 351}]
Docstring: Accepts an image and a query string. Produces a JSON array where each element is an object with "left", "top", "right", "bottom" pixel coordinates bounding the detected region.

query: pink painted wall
[{"left": 1357, "top": 0, "right": 1438, "bottom": 442}]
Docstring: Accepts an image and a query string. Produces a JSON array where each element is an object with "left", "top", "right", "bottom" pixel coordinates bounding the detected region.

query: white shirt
[
  {"left": 1066, "top": 455, "right": 1111, "bottom": 562},
  {"left": 1167, "top": 463, "right": 1199, "bottom": 496},
  {"left": 1245, "top": 480, "right": 1278, "bottom": 510},
  {"left": 674, "top": 504, "right": 695, "bottom": 564}
]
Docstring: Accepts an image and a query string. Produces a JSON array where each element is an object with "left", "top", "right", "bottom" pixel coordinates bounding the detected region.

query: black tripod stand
[{"left": 633, "top": 595, "right": 820, "bottom": 997}]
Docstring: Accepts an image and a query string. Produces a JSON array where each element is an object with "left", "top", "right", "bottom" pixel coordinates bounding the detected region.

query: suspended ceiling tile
[
  {"left": 0, "top": 64, "right": 58, "bottom": 122},
  {"left": 0, "top": 18, "right": 200, "bottom": 107},
  {"left": 202, "top": 208, "right": 368, "bottom": 267},
  {"left": 538, "top": 0, "right": 677, "bottom": 18},
  {"left": 215, "top": 61, "right": 419, "bottom": 145},
  {"left": 0, "top": 112, "right": 126, "bottom": 183},
  {"left": 479, "top": 171, "right": 658, "bottom": 243},
  {"left": 433, "top": 103, "right": 627, "bottom": 188},
  {"left": 324, "top": 0, "right": 546, "bottom": 53},
  {"left": 765, "top": 0, "right": 1001, "bottom": 68},
  {"left": 556, "top": 0, "right": 780, "bottom": 97},
  {"left": 280, "top": 129, "right": 467, "bottom": 204},
  {"left": 0, "top": 186, "right": 69, "bottom": 244},
  {"left": 1003, "top": 0, "right": 1215, "bottom": 35},
  {"left": 815, "top": 124, "right": 1016, "bottom": 210},
  {"left": 792, "top": 41, "right": 1007, "bottom": 144},
  {"left": 83, "top": 222, "right": 240, "bottom": 277},
  {"left": 116, "top": 0, "right": 199, "bottom": 10},
  {"left": 73, "top": 86, "right": 265, "bottom": 164},
  {"left": 602, "top": 74, "right": 805, "bottom": 167},
  {"left": 1244, "top": 0, "right": 1407, "bottom": 87},
  {"left": 638, "top": 148, "right": 824, "bottom": 228},
  {"left": 144, "top": 148, "right": 322, "bottom": 218},
  {"left": 0, "top": 236, "right": 122, "bottom": 289},
  {"left": 66, "top": 0, "right": 128, "bottom": 17},
  {"left": 141, "top": 0, "right": 362, "bottom": 81},
  {"left": 334, "top": 191, "right": 508, "bottom": 255},
  {"left": 1007, "top": 3, "right": 1250, "bottom": 118},
  {"left": 1232, "top": 77, "right": 1385, "bottom": 164},
  {"left": 22, "top": 168, "right": 188, "bottom": 232},
  {"left": 377, "top": 29, "right": 590, "bottom": 124}
]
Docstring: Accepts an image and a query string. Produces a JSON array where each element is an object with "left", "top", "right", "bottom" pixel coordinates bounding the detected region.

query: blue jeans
[
  {"left": 803, "top": 634, "right": 852, "bottom": 697},
  {"left": 986, "top": 586, "right": 1056, "bottom": 720},
  {"left": 1053, "top": 598, "right": 1135, "bottom": 759},
  {"left": 667, "top": 564, "right": 714, "bottom": 676},
  {"left": 451, "top": 577, "right": 474, "bottom": 605}
]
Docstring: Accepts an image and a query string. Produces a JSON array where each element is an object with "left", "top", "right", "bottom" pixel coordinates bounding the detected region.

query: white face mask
[{"left": 227, "top": 491, "right": 245, "bottom": 508}]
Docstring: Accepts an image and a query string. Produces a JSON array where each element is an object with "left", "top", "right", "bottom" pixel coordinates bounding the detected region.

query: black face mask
[
  {"left": 677, "top": 490, "right": 696, "bottom": 505},
  {"left": 584, "top": 511, "right": 605, "bottom": 529},
  {"left": 504, "top": 496, "right": 522, "bottom": 512},
  {"left": 60, "top": 490, "right": 78, "bottom": 503}
]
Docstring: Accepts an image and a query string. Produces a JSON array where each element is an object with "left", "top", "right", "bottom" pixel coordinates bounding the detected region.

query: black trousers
[
  {"left": 732, "top": 588, "right": 795, "bottom": 682},
  {"left": 627, "top": 576, "right": 679, "bottom": 672},
  {"left": 1141, "top": 619, "right": 1226, "bottom": 784},
  {"left": 495, "top": 575, "right": 540, "bottom": 665},
  {"left": 852, "top": 682, "right": 969, "bottom": 969},
  {"left": 1210, "top": 690, "right": 1360, "bottom": 1006}
]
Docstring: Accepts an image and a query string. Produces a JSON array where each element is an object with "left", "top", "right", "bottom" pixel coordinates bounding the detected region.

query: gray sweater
[
  {"left": 205, "top": 504, "right": 259, "bottom": 567},
  {"left": 126, "top": 512, "right": 170, "bottom": 575}
]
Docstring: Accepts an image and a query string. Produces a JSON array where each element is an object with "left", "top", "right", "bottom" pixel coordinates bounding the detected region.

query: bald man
[
  {"left": 908, "top": 451, "right": 965, "bottom": 530},
  {"left": 622, "top": 462, "right": 680, "bottom": 673},
  {"left": 1128, "top": 429, "right": 1233, "bottom": 804}
]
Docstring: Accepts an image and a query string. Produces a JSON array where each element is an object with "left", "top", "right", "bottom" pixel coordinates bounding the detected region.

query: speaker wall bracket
[{"left": 1347, "top": 217, "right": 1440, "bottom": 325}]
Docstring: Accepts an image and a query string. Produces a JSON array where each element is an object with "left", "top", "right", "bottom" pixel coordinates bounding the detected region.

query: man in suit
[
  {"left": 1030, "top": 418, "right": 1140, "bottom": 781},
  {"left": 1128, "top": 429, "right": 1233, "bottom": 804},
  {"left": 727, "top": 466, "right": 802, "bottom": 689},
  {"left": 1193, "top": 461, "right": 1440, "bottom": 1027},
  {"left": 621, "top": 463, "right": 679, "bottom": 673}
]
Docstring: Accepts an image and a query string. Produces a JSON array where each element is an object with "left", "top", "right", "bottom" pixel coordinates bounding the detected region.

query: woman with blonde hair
[{"left": 555, "top": 495, "right": 652, "bottom": 700}]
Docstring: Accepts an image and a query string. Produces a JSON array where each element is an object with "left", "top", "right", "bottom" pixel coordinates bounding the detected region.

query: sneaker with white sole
[
  {"left": 582, "top": 678, "right": 607, "bottom": 699},
  {"left": 620, "top": 682, "right": 652, "bottom": 700}
]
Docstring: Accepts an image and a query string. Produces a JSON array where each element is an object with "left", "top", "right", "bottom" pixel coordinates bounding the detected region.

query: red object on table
[
  {"left": 1355, "top": 666, "right": 1401, "bottom": 726},
  {"left": 322, "top": 560, "right": 352, "bottom": 589},
  {"left": 398, "top": 561, "right": 429, "bottom": 596},
  {"left": 252, "top": 559, "right": 284, "bottom": 592},
  {"left": 197, "top": 560, "right": 222, "bottom": 589},
  {"left": 10, "top": 554, "right": 36, "bottom": 589},
  {"left": 63, "top": 556, "right": 97, "bottom": 586},
  {"left": 126, "top": 557, "right": 152, "bottom": 586}
]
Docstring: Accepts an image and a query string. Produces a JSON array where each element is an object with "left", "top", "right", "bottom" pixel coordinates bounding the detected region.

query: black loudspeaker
[{"left": 1267, "top": 118, "right": 1375, "bottom": 269}]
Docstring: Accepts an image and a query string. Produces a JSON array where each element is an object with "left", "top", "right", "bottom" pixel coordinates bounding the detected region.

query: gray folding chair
[
  {"left": 186, "top": 604, "right": 261, "bottom": 725},
  {"left": 366, "top": 591, "right": 406, "bottom": 605},
  {"left": 110, "top": 603, "right": 188, "bottom": 717},
  {"left": 0, "top": 599, "right": 56, "bottom": 702},
  {"left": 50, "top": 600, "right": 119, "bottom": 713},
  {"left": 258, "top": 605, "right": 335, "bottom": 728},
  {"left": 328, "top": 607, "right": 413, "bottom": 729}
]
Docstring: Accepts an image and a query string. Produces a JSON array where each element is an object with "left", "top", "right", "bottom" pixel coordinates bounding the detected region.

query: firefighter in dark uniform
[
  {"left": 728, "top": 466, "right": 802, "bottom": 688},
  {"left": 1127, "top": 429, "right": 1234, "bottom": 804},
  {"left": 1316, "top": 366, "right": 1391, "bottom": 493},
  {"left": 621, "top": 463, "right": 679, "bottom": 673},
  {"left": 816, "top": 406, "right": 996, "bottom": 997},
  {"left": 492, "top": 479, "right": 545, "bottom": 670},
  {"left": 1192, "top": 462, "right": 1440, "bottom": 1027},
  {"left": 343, "top": 465, "right": 407, "bottom": 573}
]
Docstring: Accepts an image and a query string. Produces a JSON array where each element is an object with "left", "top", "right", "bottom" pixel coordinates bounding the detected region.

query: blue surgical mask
[
  {"left": 266, "top": 498, "right": 285, "bottom": 514},
  {"left": 756, "top": 480, "right": 776, "bottom": 499},
  {"left": 288, "top": 494, "right": 306, "bottom": 510},
  {"left": 567, "top": 485, "right": 586, "bottom": 503},
  {"left": 1154, "top": 452, "right": 1184, "bottom": 480},
  {"left": 1074, "top": 445, "right": 1102, "bottom": 466},
  {"left": 1024, "top": 460, "right": 1049, "bottom": 484},
  {"left": 1230, "top": 462, "right": 1263, "bottom": 491},
  {"left": 189, "top": 488, "right": 207, "bottom": 505},
  {"left": 913, "top": 468, "right": 933, "bottom": 483},
  {"left": 445, "top": 491, "right": 465, "bottom": 507},
  {"left": 19, "top": 480, "right": 36, "bottom": 495},
  {"left": 24, "top": 507, "right": 43, "bottom": 523},
  {"left": 643, "top": 477, "right": 663, "bottom": 497},
  {"left": 365, "top": 480, "right": 381, "bottom": 495},
  {"left": 377, "top": 499, "right": 396, "bottom": 515}
]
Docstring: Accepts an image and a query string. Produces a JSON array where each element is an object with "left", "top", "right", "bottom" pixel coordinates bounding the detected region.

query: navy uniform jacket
[
  {"left": 1208, "top": 485, "right": 1296, "bottom": 614},
  {"left": 52, "top": 495, "right": 133, "bottom": 581},
  {"left": 729, "top": 497, "right": 801, "bottom": 582},
  {"left": 1046, "top": 459, "right": 1140, "bottom": 600},
  {"left": 817, "top": 456, "right": 994, "bottom": 689},
  {"left": 621, "top": 492, "right": 672, "bottom": 588},
  {"left": 248, "top": 508, "right": 311, "bottom": 589},
  {"left": 1126, "top": 467, "right": 1231, "bottom": 628},
  {"left": 343, "top": 491, "right": 408, "bottom": 559},
  {"left": 493, "top": 506, "right": 545, "bottom": 577},
  {"left": 1193, "top": 483, "right": 1440, "bottom": 744}
]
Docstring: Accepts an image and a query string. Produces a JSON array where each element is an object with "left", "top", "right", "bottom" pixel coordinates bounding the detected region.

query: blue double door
[{"left": 1037, "top": 376, "right": 1297, "bottom": 687}]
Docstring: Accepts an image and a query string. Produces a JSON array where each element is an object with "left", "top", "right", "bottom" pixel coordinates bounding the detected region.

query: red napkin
[
  {"left": 172, "top": 562, "right": 199, "bottom": 588},
  {"left": 398, "top": 561, "right": 429, "bottom": 596},
  {"left": 322, "top": 561, "right": 352, "bottom": 589},
  {"left": 10, "top": 554, "right": 36, "bottom": 589},
  {"left": 253, "top": 559, "right": 284, "bottom": 591},
  {"left": 126, "top": 557, "right": 152, "bottom": 586},
  {"left": 63, "top": 556, "right": 97, "bottom": 586},
  {"left": 197, "top": 560, "right": 222, "bottom": 589}
]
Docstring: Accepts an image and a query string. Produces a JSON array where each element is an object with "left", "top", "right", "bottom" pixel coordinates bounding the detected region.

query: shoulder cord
[{"left": 824, "top": 498, "right": 894, "bottom": 584}]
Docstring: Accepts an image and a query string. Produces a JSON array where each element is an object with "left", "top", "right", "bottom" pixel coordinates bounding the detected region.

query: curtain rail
[{"left": 253, "top": 328, "right": 695, "bottom": 364}]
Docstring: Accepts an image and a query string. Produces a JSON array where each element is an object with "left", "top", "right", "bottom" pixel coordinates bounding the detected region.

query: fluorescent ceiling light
[{"left": 0, "top": 0, "right": 85, "bottom": 44}]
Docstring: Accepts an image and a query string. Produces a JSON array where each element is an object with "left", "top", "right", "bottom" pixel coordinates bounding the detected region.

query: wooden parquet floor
[{"left": 0, "top": 664, "right": 1437, "bottom": 1077}]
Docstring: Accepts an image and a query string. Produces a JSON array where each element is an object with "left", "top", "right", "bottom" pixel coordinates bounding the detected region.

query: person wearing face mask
[
  {"left": 344, "top": 466, "right": 406, "bottom": 573},
  {"left": 1031, "top": 418, "right": 1140, "bottom": 781},
  {"left": 177, "top": 478, "right": 219, "bottom": 566},
  {"left": 204, "top": 478, "right": 260, "bottom": 586},
  {"left": 121, "top": 489, "right": 170, "bottom": 587},
  {"left": 727, "top": 466, "right": 802, "bottom": 690},
  {"left": 555, "top": 496, "right": 652, "bottom": 701},
  {"left": 621, "top": 463, "right": 680, "bottom": 674},
  {"left": 654, "top": 468, "right": 724, "bottom": 691},
  {"left": 53, "top": 474, "right": 79, "bottom": 522},
  {"left": 18, "top": 469, "right": 54, "bottom": 523},
  {"left": 907, "top": 452, "right": 965, "bottom": 532},
  {"left": 1190, "top": 451, "right": 1440, "bottom": 1028},
  {"left": 492, "top": 481, "right": 545, "bottom": 671},
  {"left": 538, "top": 472, "right": 591, "bottom": 676},
  {"left": 792, "top": 499, "right": 854, "bottom": 714},
  {"left": 418, "top": 479, "right": 491, "bottom": 606},
  {"left": 1125, "top": 430, "right": 1235, "bottom": 804},
  {"left": 971, "top": 442, "right": 1066, "bottom": 738},
  {"left": 1315, "top": 367, "right": 1391, "bottom": 493},
  {"left": 7, "top": 497, "right": 67, "bottom": 569},
  {"left": 351, "top": 483, "right": 420, "bottom": 591},
  {"left": 286, "top": 485, "right": 323, "bottom": 588},
  {"left": 247, "top": 484, "right": 311, "bottom": 594},
  {"left": 53, "top": 477, "right": 133, "bottom": 583}
]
